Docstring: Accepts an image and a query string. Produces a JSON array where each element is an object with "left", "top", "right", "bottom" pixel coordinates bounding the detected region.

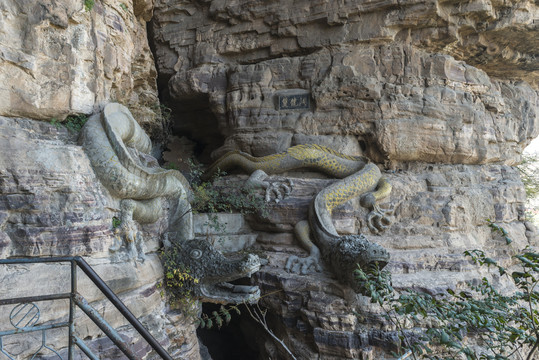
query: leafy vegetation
[
  {"left": 518, "top": 154, "right": 539, "bottom": 201},
  {"left": 50, "top": 118, "right": 62, "bottom": 129},
  {"left": 50, "top": 114, "right": 89, "bottom": 133},
  {"left": 355, "top": 222, "right": 539, "bottom": 360},
  {"left": 112, "top": 216, "right": 121, "bottom": 229},
  {"left": 197, "top": 304, "right": 241, "bottom": 329},
  {"left": 486, "top": 219, "right": 512, "bottom": 245},
  {"left": 84, "top": 0, "right": 94, "bottom": 11},
  {"left": 164, "top": 162, "right": 179, "bottom": 171},
  {"left": 188, "top": 159, "right": 269, "bottom": 217},
  {"left": 64, "top": 114, "right": 89, "bottom": 132},
  {"left": 160, "top": 159, "right": 270, "bottom": 324},
  {"left": 159, "top": 247, "right": 200, "bottom": 320},
  {"left": 161, "top": 246, "right": 264, "bottom": 333}
]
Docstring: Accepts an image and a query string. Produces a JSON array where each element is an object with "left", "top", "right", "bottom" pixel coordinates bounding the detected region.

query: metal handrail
[{"left": 0, "top": 256, "right": 173, "bottom": 360}]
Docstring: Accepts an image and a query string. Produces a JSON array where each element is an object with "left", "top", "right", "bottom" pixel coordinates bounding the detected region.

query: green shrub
[
  {"left": 64, "top": 114, "right": 88, "bottom": 132},
  {"left": 160, "top": 160, "right": 268, "bottom": 326},
  {"left": 84, "top": 0, "right": 94, "bottom": 11},
  {"left": 51, "top": 114, "right": 88, "bottom": 133},
  {"left": 160, "top": 247, "right": 200, "bottom": 319},
  {"left": 518, "top": 153, "right": 539, "bottom": 201},
  {"left": 188, "top": 159, "right": 269, "bottom": 217},
  {"left": 112, "top": 216, "right": 121, "bottom": 229},
  {"left": 50, "top": 118, "right": 62, "bottom": 129},
  {"left": 355, "top": 222, "right": 539, "bottom": 360},
  {"left": 160, "top": 247, "right": 243, "bottom": 328}
]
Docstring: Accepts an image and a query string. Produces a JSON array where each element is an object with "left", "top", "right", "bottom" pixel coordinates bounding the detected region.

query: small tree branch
[{"left": 244, "top": 303, "right": 297, "bottom": 360}]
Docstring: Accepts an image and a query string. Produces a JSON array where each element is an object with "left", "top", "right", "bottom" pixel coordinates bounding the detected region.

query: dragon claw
[
  {"left": 112, "top": 218, "right": 141, "bottom": 249},
  {"left": 285, "top": 246, "right": 322, "bottom": 274},
  {"left": 111, "top": 199, "right": 143, "bottom": 255},
  {"left": 285, "top": 255, "right": 322, "bottom": 274},
  {"left": 366, "top": 207, "right": 393, "bottom": 234},
  {"left": 247, "top": 170, "right": 293, "bottom": 203}
]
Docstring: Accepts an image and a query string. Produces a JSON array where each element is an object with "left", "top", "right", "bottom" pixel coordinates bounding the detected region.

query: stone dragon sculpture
[
  {"left": 80, "top": 103, "right": 260, "bottom": 303},
  {"left": 203, "top": 144, "right": 392, "bottom": 290}
]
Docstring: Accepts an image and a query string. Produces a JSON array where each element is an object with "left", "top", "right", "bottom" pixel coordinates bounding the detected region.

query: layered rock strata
[
  {"left": 0, "top": 0, "right": 163, "bottom": 138},
  {"left": 152, "top": 0, "right": 539, "bottom": 163},
  {"left": 207, "top": 162, "right": 534, "bottom": 359},
  {"left": 0, "top": 116, "right": 200, "bottom": 359},
  {"left": 0, "top": 0, "right": 201, "bottom": 358},
  {"left": 151, "top": 0, "right": 539, "bottom": 358}
]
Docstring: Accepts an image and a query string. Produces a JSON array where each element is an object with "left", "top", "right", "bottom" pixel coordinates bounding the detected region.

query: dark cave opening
[
  {"left": 146, "top": 26, "right": 225, "bottom": 166},
  {"left": 166, "top": 98, "right": 225, "bottom": 164},
  {"left": 197, "top": 302, "right": 261, "bottom": 360}
]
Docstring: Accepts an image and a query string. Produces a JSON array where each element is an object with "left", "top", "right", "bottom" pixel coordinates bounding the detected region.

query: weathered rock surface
[
  {"left": 210, "top": 161, "right": 533, "bottom": 359},
  {"left": 150, "top": 1, "right": 538, "bottom": 358},
  {"left": 162, "top": 43, "right": 539, "bottom": 165},
  {"left": 0, "top": 0, "right": 163, "bottom": 138},
  {"left": 0, "top": 116, "right": 200, "bottom": 359},
  {"left": 0, "top": 0, "right": 536, "bottom": 359},
  {"left": 0, "top": 1, "right": 203, "bottom": 359},
  {"left": 0, "top": 117, "right": 112, "bottom": 257},
  {"left": 152, "top": 0, "right": 538, "bottom": 85},
  {"left": 152, "top": 1, "right": 539, "bottom": 164},
  {"left": 194, "top": 213, "right": 258, "bottom": 252}
]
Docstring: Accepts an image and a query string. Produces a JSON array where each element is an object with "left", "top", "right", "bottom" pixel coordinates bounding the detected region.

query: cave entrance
[
  {"left": 197, "top": 302, "right": 261, "bottom": 360},
  {"left": 159, "top": 95, "right": 226, "bottom": 173}
]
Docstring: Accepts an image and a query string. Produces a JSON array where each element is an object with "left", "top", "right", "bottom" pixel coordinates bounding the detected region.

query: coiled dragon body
[{"left": 204, "top": 144, "right": 392, "bottom": 289}]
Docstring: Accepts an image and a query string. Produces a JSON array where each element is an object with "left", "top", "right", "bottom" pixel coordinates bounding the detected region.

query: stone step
[
  {"left": 194, "top": 234, "right": 258, "bottom": 253},
  {"left": 193, "top": 213, "right": 252, "bottom": 235},
  {"left": 194, "top": 213, "right": 258, "bottom": 252}
]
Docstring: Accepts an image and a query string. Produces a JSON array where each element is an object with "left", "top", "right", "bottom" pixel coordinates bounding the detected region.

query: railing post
[
  {"left": 68, "top": 260, "right": 77, "bottom": 360},
  {"left": 0, "top": 257, "right": 174, "bottom": 360},
  {"left": 74, "top": 257, "right": 173, "bottom": 360}
]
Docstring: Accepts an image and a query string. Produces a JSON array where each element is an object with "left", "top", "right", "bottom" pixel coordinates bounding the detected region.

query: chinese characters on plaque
[{"left": 278, "top": 94, "right": 310, "bottom": 110}]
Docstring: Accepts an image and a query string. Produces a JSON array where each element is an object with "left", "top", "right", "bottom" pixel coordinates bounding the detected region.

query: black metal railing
[{"left": 0, "top": 256, "right": 173, "bottom": 360}]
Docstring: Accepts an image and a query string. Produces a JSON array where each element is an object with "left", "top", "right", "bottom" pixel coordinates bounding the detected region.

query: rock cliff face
[
  {"left": 151, "top": 0, "right": 538, "bottom": 164},
  {"left": 0, "top": 116, "right": 200, "bottom": 359},
  {"left": 0, "top": 1, "right": 199, "bottom": 359},
  {"left": 150, "top": 0, "right": 539, "bottom": 359},
  {"left": 0, "top": 0, "right": 163, "bottom": 138},
  {"left": 0, "top": 0, "right": 538, "bottom": 359}
]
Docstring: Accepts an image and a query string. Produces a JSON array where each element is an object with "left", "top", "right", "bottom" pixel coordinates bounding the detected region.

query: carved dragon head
[
  {"left": 323, "top": 234, "right": 390, "bottom": 292},
  {"left": 165, "top": 239, "right": 261, "bottom": 304}
]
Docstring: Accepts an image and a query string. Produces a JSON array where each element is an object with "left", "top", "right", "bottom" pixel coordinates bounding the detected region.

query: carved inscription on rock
[{"left": 278, "top": 93, "right": 310, "bottom": 110}]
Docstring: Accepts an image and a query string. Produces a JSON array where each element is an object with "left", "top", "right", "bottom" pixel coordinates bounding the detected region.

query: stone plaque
[{"left": 278, "top": 94, "right": 310, "bottom": 110}]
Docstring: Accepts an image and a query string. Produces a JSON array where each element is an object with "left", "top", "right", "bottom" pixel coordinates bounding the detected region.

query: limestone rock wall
[
  {"left": 210, "top": 164, "right": 534, "bottom": 359},
  {"left": 152, "top": 0, "right": 539, "bottom": 164},
  {"left": 150, "top": 0, "right": 539, "bottom": 359},
  {"left": 0, "top": 116, "right": 200, "bottom": 359},
  {"left": 0, "top": 1, "right": 201, "bottom": 359},
  {"left": 0, "top": 0, "right": 163, "bottom": 138},
  {"left": 172, "top": 46, "right": 537, "bottom": 165},
  {"left": 152, "top": 0, "right": 538, "bottom": 86},
  {"left": 0, "top": 0, "right": 537, "bottom": 358}
]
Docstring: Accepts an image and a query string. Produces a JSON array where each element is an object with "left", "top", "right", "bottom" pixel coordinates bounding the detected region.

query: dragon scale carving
[{"left": 204, "top": 144, "right": 392, "bottom": 290}]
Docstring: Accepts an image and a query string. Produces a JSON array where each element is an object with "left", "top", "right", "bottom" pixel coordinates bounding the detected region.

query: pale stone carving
[
  {"left": 80, "top": 103, "right": 192, "bottom": 248},
  {"left": 80, "top": 103, "right": 261, "bottom": 303}
]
